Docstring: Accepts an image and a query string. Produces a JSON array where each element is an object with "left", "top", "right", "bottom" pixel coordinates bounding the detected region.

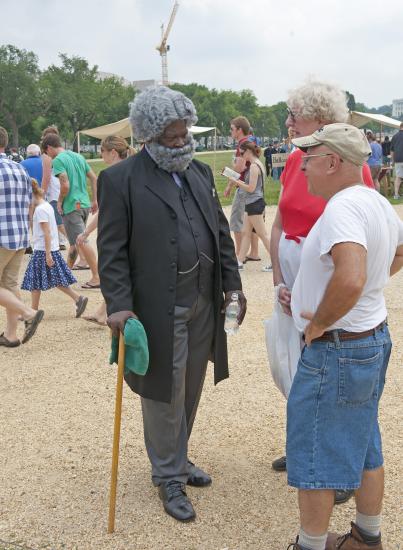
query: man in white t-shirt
[{"left": 285, "top": 124, "right": 403, "bottom": 550}]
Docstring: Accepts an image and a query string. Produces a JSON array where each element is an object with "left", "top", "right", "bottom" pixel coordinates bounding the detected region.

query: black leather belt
[{"left": 311, "top": 320, "right": 387, "bottom": 343}]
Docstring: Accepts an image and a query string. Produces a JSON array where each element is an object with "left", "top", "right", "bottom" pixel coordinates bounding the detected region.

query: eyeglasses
[
  {"left": 287, "top": 107, "right": 297, "bottom": 121},
  {"left": 302, "top": 152, "right": 343, "bottom": 166},
  {"left": 301, "top": 153, "right": 332, "bottom": 167}
]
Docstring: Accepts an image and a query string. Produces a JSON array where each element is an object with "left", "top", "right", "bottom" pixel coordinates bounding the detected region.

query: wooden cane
[{"left": 107, "top": 331, "right": 125, "bottom": 534}]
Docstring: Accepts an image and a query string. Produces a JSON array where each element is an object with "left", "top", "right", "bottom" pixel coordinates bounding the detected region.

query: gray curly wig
[
  {"left": 287, "top": 77, "right": 349, "bottom": 123},
  {"left": 129, "top": 86, "right": 198, "bottom": 142}
]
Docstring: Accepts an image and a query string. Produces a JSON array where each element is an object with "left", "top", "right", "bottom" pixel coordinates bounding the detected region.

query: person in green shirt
[{"left": 41, "top": 133, "right": 100, "bottom": 288}]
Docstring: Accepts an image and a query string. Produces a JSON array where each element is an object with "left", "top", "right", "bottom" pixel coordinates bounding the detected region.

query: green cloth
[
  {"left": 52, "top": 150, "right": 91, "bottom": 215},
  {"left": 109, "top": 318, "right": 149, "bottom": 376}
]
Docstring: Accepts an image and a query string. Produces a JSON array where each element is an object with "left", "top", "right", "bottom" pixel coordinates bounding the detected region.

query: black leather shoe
[
  {"left": 334, "top": 488, "right": 354, "bottom": 505},
  {"left": 187, "top": 460, "right": 212, "bottom": 487},
  {"left": 272, "top": 455, "right": 287, "bottom": 472},
  {"left": 158, "top": 480, "right": 196, "bottom": 522}
]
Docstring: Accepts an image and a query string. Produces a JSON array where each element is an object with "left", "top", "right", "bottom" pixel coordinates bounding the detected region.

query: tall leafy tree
[
  {"left": 253, "top": 106, "right": 280, "bottom": 139},
  {"left": 0, "top": 45, "right": 41, "bottom": 146},
  {"left": 93, "top": 76, "right": 135, "bottom": 127},
  {"left": 269, "top": 102, "right": 289, "bottom": 138},
  {"left": 40, "top": 54, "right": 135, "bottom": 148},
  {"left": 235, "top": 89, "right": 259, "bottom": 124},
  {"left": 40, "top": 54, "right": 101, "bottom": 143},
  {"left": 170, "top": 83, "right": 261, "bottom": 136}
]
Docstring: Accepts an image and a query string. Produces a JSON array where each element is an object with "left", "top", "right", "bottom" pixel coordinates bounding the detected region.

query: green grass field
[
  {"left": 88, "top": 151, "right": 282, "bottom": 207},
  {"left": 88, "top": 152, "right": 400, "bottom": 206}
]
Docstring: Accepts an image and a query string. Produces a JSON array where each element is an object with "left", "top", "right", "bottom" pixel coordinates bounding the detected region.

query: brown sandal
[
  {"left": 0, "top": 333, "right": 21, "bottom": 347},
  {"left": 22, "top": 310, "right": 45, "bottom": 344}
]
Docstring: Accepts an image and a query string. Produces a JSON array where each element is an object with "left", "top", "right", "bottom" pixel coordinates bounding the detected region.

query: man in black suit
[{"left": 97, "top": 86, "right": 246, "bottom": 522}]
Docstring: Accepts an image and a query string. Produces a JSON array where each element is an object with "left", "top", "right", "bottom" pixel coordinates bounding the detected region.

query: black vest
[{"left": 172, "top": 174, "right": 215, "bottom": 307}]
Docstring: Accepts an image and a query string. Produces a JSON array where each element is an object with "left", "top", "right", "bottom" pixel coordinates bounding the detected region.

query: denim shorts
[{"left": 286, "top": 324, "right": 391, "bottom": 490}]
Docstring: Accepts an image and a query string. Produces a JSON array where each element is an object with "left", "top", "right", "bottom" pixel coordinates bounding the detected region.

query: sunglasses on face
[{"left": 287, "top": 107, "right": 297, "bottom": 121}]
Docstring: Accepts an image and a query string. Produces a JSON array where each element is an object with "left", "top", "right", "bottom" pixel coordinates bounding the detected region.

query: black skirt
[{"left": 245, "top": 198, "right": 266, "bottom": 216}]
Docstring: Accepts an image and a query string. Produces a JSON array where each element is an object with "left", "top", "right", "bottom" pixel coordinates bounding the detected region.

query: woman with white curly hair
[{"left": 269, "top": 79, "right": 374, "bottom": 502}]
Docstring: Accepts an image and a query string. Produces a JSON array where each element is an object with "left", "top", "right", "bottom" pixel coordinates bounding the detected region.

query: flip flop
[
  {"left": 22, "top": 310, "right": 45, "bottom": 344},
  {"left": 244, "top": 256, "right": 261, "bottom": 262},
  {"left": 81, "top": 282, "right": 101, "bottom": 289},
  {"left": 83, "top": 315, "right": 107, "bottom": 326},
  {"left": 75, "top": 296, "right": 88, "bottom": 318},
  {"left": 0, "top": 333, "right": 21, "bottom": 347},
  {"left": 72, "top": 265, "right": 90, "bottom": 271}
]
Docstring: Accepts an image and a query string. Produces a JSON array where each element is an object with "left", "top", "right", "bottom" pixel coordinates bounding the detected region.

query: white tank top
[{"left": 46, "top": 169, "right": 60, "bottom": 203}]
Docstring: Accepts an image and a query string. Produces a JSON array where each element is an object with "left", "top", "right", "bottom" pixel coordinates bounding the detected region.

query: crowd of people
[
  {"left": 263, "top": 132, "right": 296, "bottom": 180},
  {"left": 2, "top": 79, "right": 403, "bottom": 550},
  {"left": 0, "top": 126, "right": 136, "bottom": 345}
]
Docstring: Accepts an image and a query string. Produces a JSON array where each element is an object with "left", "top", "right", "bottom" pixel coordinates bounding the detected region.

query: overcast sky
[{"left": 4, "top": 0, "right": 403, "bottom": 108}]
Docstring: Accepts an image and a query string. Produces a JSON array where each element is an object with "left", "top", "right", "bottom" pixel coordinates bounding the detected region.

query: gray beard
[{"left": 147, "top": 134, "right": 195, "bottom": 173}]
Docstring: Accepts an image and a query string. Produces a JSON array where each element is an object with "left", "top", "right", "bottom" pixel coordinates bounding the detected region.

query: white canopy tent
[
  {"left": 77, "top": 119, "right": 216, "bottom": 150},
  {"left": 348, "top": 111, "right": 401, "bottom": 131}
]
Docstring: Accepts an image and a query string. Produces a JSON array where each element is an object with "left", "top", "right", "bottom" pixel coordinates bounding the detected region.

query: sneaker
[
  {"left": 393, "top": 194, "right": 400, "bottom": 200},
  {"left": 238, "top": 262, "right": 244, "bottom": 271},
  {"left": 286, "top": 537, "right": 303, "bottom": 549},
  {"left": 272, "top": 455, "right": 287, "bottom": 472},
  {"left": 334, "top": 488, "right": 354, "bottom": 505},
  {"left": 262, "top": 265, "right": 273, "bottom": 272},
  {"left": 59, "top": 234, "right": 67, "bottom": 244}
]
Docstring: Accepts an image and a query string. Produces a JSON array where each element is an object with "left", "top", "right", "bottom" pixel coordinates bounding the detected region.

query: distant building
[
  {"left": 97, "top": 72, "right": 157, "bottom": 92},
  {"left": 392, "top": 99, "right": 403, "bottom": 118},
  {"left": 133, "top": 79, "right": 158, "bottom": 91}
]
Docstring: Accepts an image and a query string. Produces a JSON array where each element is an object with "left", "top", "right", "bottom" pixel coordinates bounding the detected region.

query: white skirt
[{"left": 278, "top": 232, "right": 306, "bottom": 290}]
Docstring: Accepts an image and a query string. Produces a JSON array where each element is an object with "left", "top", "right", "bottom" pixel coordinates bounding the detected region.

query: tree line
[
  {"left": 0, "top": 45, "right": 135, "bottom": 148},
  {"left": 1, "top": 43, "right": 385, "bottom": 149}
]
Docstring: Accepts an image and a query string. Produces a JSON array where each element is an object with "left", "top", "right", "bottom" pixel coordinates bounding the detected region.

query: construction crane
[{"left": 156, "top": 1, "right": 179, "bottom": 86}]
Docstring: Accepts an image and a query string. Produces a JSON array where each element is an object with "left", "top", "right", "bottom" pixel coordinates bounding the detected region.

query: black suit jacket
[{"left": 97, "top": 148, "right": 241, "bottom": 403}]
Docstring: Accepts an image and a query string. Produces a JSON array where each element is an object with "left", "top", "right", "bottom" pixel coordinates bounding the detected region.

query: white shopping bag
[{"left": 264, "top": 297, "right": 302, "bottom": 398}]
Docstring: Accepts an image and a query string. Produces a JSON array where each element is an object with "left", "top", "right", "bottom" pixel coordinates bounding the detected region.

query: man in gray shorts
[
  {"left": 229, "top": 189, "right": 246, "bottom": 233},
  {"left": 42, "top": 133, "right": 100, "bottom": 289},
  {"left": 63, "top": 208, "right": 90, "bottom": 245},
  {"left": 224, "top": 116, "right": 260, "bottom": 260}
]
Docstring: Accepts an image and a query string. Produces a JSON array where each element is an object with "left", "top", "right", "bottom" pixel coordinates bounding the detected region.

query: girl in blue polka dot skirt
[{"left": 21, "top": 179, "right": 88, "bottom": 317}]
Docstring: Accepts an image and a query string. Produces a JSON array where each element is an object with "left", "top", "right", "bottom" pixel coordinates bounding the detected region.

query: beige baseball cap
[{"left": 292, "top": 123, "right": 372, "bottom": 166}]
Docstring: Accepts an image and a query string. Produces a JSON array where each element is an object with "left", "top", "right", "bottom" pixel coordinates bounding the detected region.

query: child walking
[{"left": 21, "top": 179, "right": 88, "bottom": 317}]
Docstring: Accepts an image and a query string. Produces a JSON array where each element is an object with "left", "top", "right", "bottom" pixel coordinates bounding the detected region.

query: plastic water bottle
[{"left": 224, "top": 292, "right": 240, "bottom": 335}]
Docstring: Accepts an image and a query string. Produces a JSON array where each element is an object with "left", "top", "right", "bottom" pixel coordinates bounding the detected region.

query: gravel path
[{"left": 1, "top": 206, "right": 401, "bottom": 550}]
